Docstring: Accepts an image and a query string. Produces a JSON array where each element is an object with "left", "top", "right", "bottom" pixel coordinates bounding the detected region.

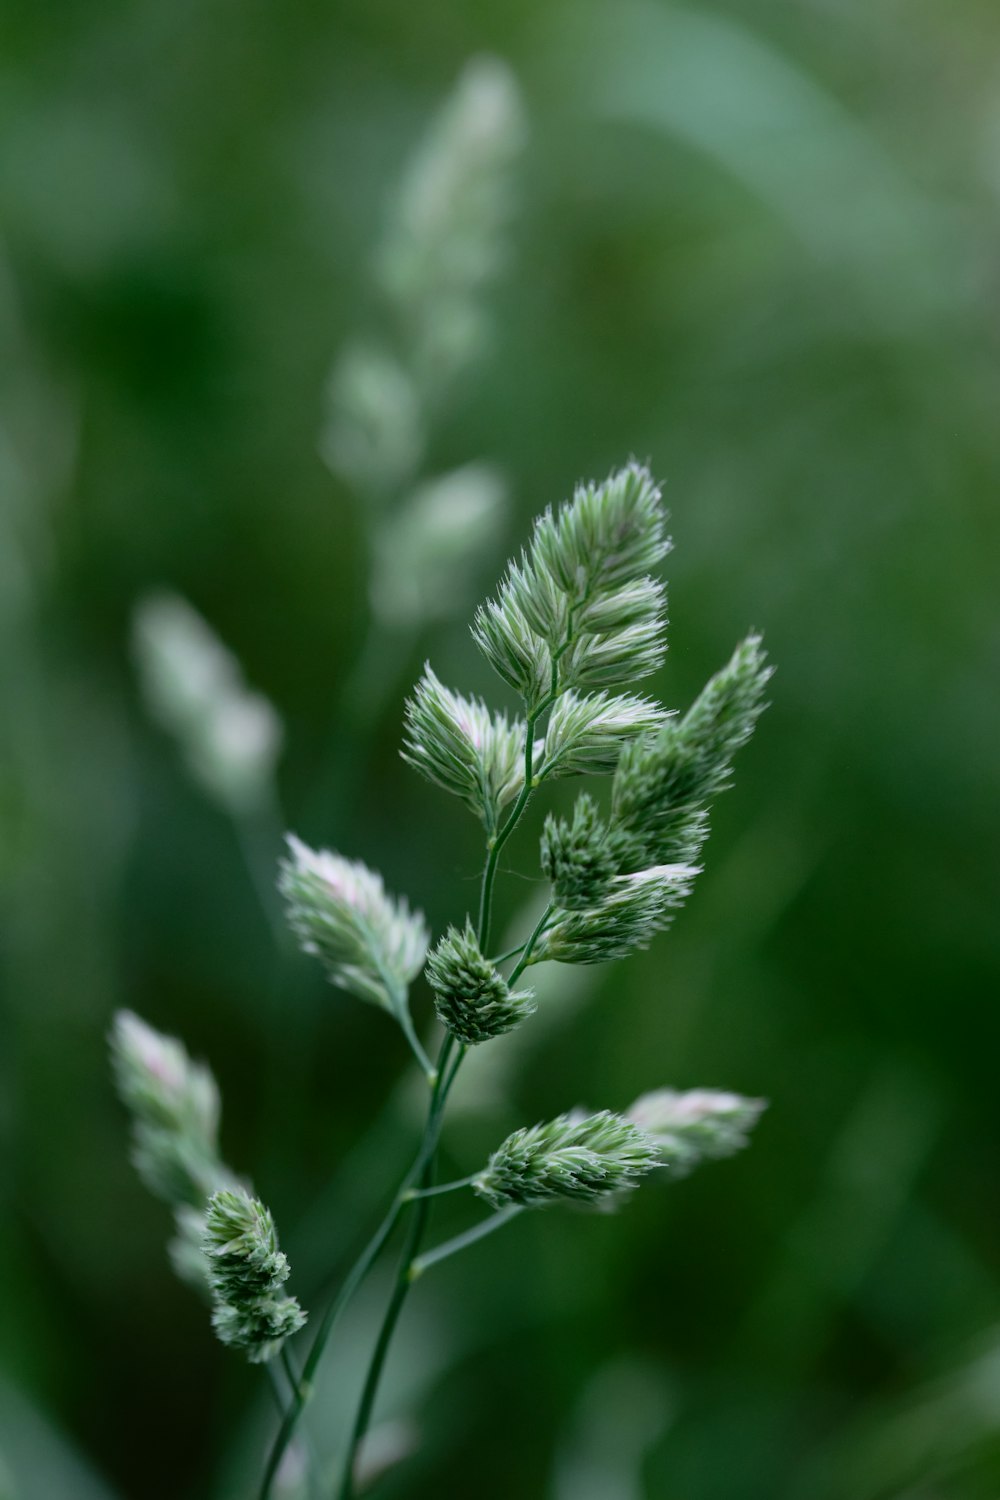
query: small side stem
[
  {"left": 394, "top": 1001, "right": 436, "bottom": 1084},
  {"left": 257, "top": 1202, "right": 398, "bottom": 1500},
  {"left": 489, "top": 940, "right": 527, "bottom": 965},
  {"left": 441, "top": 1040, "right": 466, "bottom": 1098},
  {"left": 478, "top": 694, "right": 552, "bottom": 953},
  {"left": 280, "top": 1346, "right": 302, "bottom": 1399},
  {"left": 506, "top": 902, "right": 554, "bottom": 987},
  {"left": 267, "top": 1363, "right": 287, "bottom": 1416},
  {"left": 403, "top": 1174, "right": 478, "bottom": 1201},
  {"left": 410, "top": 1206, "right": 523, "bottom": 1278},
  {"left": 235, "top": 791, "right": 288, "bottom": 944}
]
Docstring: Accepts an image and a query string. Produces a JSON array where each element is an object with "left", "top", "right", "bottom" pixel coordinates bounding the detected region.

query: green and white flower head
[
  {"left": 169, "top": 1204, "right": 216, "bottom": 1291},
  {"left": 627, "top": 1089, "right": 767, "bottom": 1179},
  {"left": 474, "top": 463, "right": 670, "bottom": 703},
  {"left": 526, "top": 464, "right": 670, "bottom": 614},
  {"left": 474, "top": 1109, "right": 662, "bottom": 1210},
  {"left": 425, "top": 919, "right": 536, "bottom": 1045},
  {"left": 540, "top": 794, "right": 631, "bottom": 911},
  {"left": 613, "top": 634, "right": 773, "bottom": 867},
  {"left": 321, "top": 342, "right": 424, "bottom": 495},
  {"left": 111, "top": 1011, "right": 244, "bottom": 1293},
  {"left": 320, "top": 52, "right": 525, "bottom": 577},
  {"left": 280, "top": 835, "right": 429, "bottom": 1012},
  {"left": 402, "top": 666, "right": 526, "bottom": 834},
  {"left": 111, "top": 1010, "right": 219, "bottom": 1139},
  {"left": 539, "top": 691, "right": 668, "bottom": 778},
  {"left": 371, "top": 464, "right": 506, "bottom": 628},
  {"left": 560, "top": 614, "right": 668, "bottom": 692},
  {"left": 538, "top": 863, "right": 700, "bottom": 966},
  {"left": 471, "top": 589, "right": 553, "bottom": 715},
  {"left": 132, "top": 592, "right": 282, "bottom": 815},
  {"left": 110, "top": 1010, "right": 224, "bottom": 1208},
  {"left": 204, "top": 1188, "right": 306, "bottom": 1365},
  {"left": 575, "top": 576, "right": 666, "bottom": 637},
  {"left": 375, "top": 55, "right": 527, "bottom": 396}
]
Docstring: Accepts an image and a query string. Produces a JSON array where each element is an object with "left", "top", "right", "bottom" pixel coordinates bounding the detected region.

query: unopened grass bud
[
  {"left": 425, "top": 919, "right": 536, "bottom": 1045},
  {"left": 627, "top": 1089, "right": 766, "bottom": 1178},
  {"left": 474, "top": 1110, "right": 661, "bottom": 1209},
  {"left": 280, "top": 835, "right": 429, "bottom": 1012},
  {"left": 205, "top": 1188, "right": 306, "bottom": 1364}
]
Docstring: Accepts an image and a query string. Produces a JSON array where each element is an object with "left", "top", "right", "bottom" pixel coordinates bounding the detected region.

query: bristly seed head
[
  {"left": 540, "top": 794, "right": 622, "bottom": 910},
  {"left": 538, "top": 691, "right": 668, "bottom": 779},
  {"left": 110, "top": 1010, "right": 227, "bottom": 1210},
  {"left": 612, "top": 633, "right": 773, "bottom": 868},
  {"left": 425, "top": 918, "right": 536, "bottom": 1045},
  {"left": 204, "top": 1188, "right": 306, "bottom": 1364},
  {"left": 473, "top": 462, "right": 671, "bottom": 698},
  {"left": 537, "top": 863, "right": 700, "bottom": 965},
  {"left": 402, "top": 665, "right": 527, "bottom": 833},
  {"left": 474, "top": 1109, "right": 662, "bottom": 1209},
  {"left": 279, "top": 835, "right": 429, "bottom": 1012},
  {"left": 626, "top": 1089, "right": 767, "bottom": 1178}
]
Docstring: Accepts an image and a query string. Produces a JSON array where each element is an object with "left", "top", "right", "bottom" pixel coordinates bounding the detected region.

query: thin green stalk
[
  {"left": 410, "top": 1206, "right": 522, "bottom": 1278},
  {"left": 394, "top": 1000, "right": 437, "bottom": 1083},
  {"left": 489, "top": 939, "right": 527, "bottom": 965},
  {"left": 403, "top": 1173, "right": 478, "bottom": 1200},
  {"left": 506, "top": 902, "right": 554, "bottom": 987},
  {"left": 257, "top": 1205, "right": 398, "bottom": 1500},
  {"left": 337, "top": 1186, "right": 432, "bottom": 1500},
  {"left": 477, "top": 694, "right": 551, "bottom": 953},
  {"left": 335, "top": 744, "right": 542, "bottom": 1494},
  {"left": 258, "top": 1036, "right": 455, "bottom": 1500},
  {"left": 279, "top": 1347, "right": 322, "bottom": 1500},
  {"left": 280, "top": 1345, "right": 302, "bottom": 1401},
  {"left": 267, "top": 1363, "right": 287, "bottom": 1416},
  {"left": 336, "top": 1048, "right": 464, "bottom": 1499},
  {"left": 335, "top": 678, "right": 554, "bottom": 1488},
  {"left": 235, "top": 790, "right": 289, "bottom": 946},
  {"left": 476, "top": 638, "right": 570, "bottom": 953},
  {"left": 441, "top": 1040, "right": 467, "bottom": 1098}
]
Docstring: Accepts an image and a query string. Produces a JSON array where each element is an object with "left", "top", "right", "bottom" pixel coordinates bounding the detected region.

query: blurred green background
[{"left": 2, "top": 1, "right": 999, "bottom": 1496}]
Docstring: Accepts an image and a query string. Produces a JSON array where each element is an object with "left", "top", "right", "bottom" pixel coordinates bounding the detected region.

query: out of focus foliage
[{"left": 1, "top": 2, "right": 998, "bottom": 1497}]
